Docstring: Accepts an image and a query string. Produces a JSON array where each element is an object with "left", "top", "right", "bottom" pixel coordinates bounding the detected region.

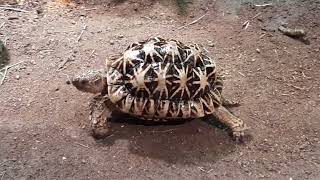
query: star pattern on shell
[
  {"left": 185, "top": 44, "right": 205, "bottom": 65},
  {"left": 106, "top": 37, "right": 222, "bottom": 119},
  {"left": 201, "top": 95, "right": 215, "bottom": 114},
  {"left": 126, "top": 64, "right": 152, "bottom": 96},
  {"left": 162, "top": 41, "right": 183, "bottom": 62},
  {"left": 170, "top": 65, "right": 192, "bottom": 98},
  {"left": 142, "top": 42, "right": 163, "bottom": 62},
  {"left": 153, "top": 63, "right": 172, "bottom": 98},
  {"left": 192, "top": 67, "right": 209, "bottom": 98},
  {"left": 112, "top": 49, "right": 143, "bottom": 73}
]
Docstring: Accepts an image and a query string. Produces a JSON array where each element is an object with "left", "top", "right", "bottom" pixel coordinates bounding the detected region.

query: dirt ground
[{"left": 0, "top": 0, "right": 319, "bottom": 179}]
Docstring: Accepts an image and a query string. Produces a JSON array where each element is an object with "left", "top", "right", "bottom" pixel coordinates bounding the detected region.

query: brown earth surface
[{"left": 0, "top": 0, "right": 319, "bottom": 179}]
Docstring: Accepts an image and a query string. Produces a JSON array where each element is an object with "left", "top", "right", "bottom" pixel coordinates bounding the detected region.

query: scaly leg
[
  {"left": 221, "top": 96, "right": 241, "bottom": 107},
  {"left": 89, "top": 95, "right": 113, "bottom": 139},
  {"left": 211, "top": 106, "right": 247, "bottom": 142}
]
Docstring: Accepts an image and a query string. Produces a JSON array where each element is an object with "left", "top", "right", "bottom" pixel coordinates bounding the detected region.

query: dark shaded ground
[{"left": 0, "top": 0, "right": 319, "bottom": 179}]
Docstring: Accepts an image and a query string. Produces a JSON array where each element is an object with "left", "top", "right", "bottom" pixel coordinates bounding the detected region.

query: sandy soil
[{"left": 0, "top": 0, "right": 319, "bottom": 179}]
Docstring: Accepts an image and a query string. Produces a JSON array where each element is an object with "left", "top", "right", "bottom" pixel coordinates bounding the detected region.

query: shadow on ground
[{"left": 92, "top": 114, "right": 240, "bottom": 164}]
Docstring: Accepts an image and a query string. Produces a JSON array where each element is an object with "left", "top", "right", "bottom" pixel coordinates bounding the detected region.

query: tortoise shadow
[{"left": 93, "top": 114, "right": 244, "bottom": 165}]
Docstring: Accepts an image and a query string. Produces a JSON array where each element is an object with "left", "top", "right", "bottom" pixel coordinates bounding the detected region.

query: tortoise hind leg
[
  {"left": 221, "top": 96, "right": 241, "bottom": 107},
  {"left": 210, "top": 106, "right": 247, "bottom": 142},
  {"left": 89, "top": 95, "right": 113, "bottom": 139}
]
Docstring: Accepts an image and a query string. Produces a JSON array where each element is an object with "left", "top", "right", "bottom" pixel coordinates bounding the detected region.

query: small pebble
[
  {"left": 207, "top": 41, "right": 215, "bottom": 47},
  {"left": 109, "top": 40, "right": 115, "bottom": 45},
  {"left": 116, "top": 34, "right": 124, "bottom": 39},
  {"left": 66, "top": 80, "right": 71, "bottom": 85},
  {"left": 135, "top": 21, "right": 142, "bottom": 25},
  {"left": 62, "top": 157, "right": 67, "bottom": 160},
  {"left": 256, "top": 48, "right": 261, "bottom": 53},
  {"left": 15, "top": 75, "right": 20, "bottom": 80}
]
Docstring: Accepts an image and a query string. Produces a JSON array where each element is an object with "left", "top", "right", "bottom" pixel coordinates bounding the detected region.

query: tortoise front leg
[
  {"left": 210, "top": 106, "right": 247, "bottom": 142},
  {"left": 89, "top": 95, "right": 113, "bottom": 139}
]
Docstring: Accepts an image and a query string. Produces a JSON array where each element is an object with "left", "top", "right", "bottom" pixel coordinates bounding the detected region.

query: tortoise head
[{"left": 71, "top": 69, "right": 107, "bottom": 94}]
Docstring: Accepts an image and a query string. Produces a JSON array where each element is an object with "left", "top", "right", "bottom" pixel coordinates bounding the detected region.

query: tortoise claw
[{"left": 231, "top": 124, "right": 248, "bottom": 143}]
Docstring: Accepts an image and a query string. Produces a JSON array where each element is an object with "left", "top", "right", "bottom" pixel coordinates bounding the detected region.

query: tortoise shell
[{"left": 106, "top": 37, "right": 223, "bottom": 119}]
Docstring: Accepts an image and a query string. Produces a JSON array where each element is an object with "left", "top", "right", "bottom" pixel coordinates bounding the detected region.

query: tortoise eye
[{"left": 80, "top": 79, "right": 88, "bottom": 84}]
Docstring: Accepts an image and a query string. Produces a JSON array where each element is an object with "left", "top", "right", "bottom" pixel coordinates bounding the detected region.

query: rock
[
  {"left": 8, "top": 16, "right": 19, "bottom": 20},
  {"left": 116, "top": 34, "right": 124, "bottom": 39},
  {"left": 15, "top": 75, "right": 20, "bottom": 80},
  {"left": 109, "top": 40, "right": 115, "bottom": 45}
]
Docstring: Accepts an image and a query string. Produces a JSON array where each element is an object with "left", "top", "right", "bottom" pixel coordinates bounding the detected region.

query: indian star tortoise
[{"left": 71, "top": 37, "right": 247, "bottom": 142}]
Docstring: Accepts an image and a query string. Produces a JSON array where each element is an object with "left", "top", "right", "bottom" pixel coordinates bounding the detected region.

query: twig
[
  {"left": 301, "top": 71, "right": 312, "bottom": 79},
  {"left": 0, "top": 22, "right": 5, "bottom": 29},
  {"left": 252, "top": 12, "right": 262, "bottom": 19},
  {"left": 0, "top": 67, "right": 8, "bottom": 85},
  {"left": 75, "top": 142, "right": 89, "bottom": 148},
  {"left": 1, "top": 171, "right": 5, "bottom": 180},
  {"left": 3, "top": 36, "right": 7, "bottom": 46},
  {"left": 254, "top": 3, "right": 273, "bottom": 7},
  {"left": 178, "top": 14, "right": 206, "bottom": 30},
  {"left": 288, "top": 84, "right": 311, "bottom": 91},
  {"left": 207, "top": 169, "right": 214, "bottom": 173},
  {"left": 259, "top": 33, "right": 266, "bottom": 38},
  {"left": 242, "top": 12, "right": 262, "bottom": 30},
  {"left": 58, "top": 57, "right": 74, "bottom": 69},
  {"left": 0, "top": 61, "right": 24, "bottom": 71},
  {"left": 89, "top": 49, "right": 95, "bottom": 58},
  {"left": 198, "top": 167, "right": 205, "bottom": 172},
  {"left": 77, "top": 25, "right": 87, "bottom": 42},
  {"left": 84, "top": 8, "right": 98, "bottom": 11},
  {"left": 238, "top": 72, "right": 246, "bottom": 77},
  {"left": 202, "top": 47, "right": 209, "bottom": 53},
  {"left": 242, "top": 20, "right": 250, "bottom": 30},
  {"left": 0, "top": 6, "right": 29, "bottom": 13},
  {"left": 0, "top": 61, "right": 24, "bottom": 85}
]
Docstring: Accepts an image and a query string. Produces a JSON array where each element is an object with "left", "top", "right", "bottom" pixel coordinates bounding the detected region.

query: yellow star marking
[
  {"left": 157, "top": 100, "right": 170, "bottom": 117},
  {"left": 185, "top": 44, "right": 205, "bottom": 65},
  {"left": 145, "top": 99, "right": 155, "bottom": 115},
  {"left": 170, "top": 65, "right": 192, "bottom": 98},
  {"left": 142, "top": 42, "right": 163, "bottom": 62},
  {"left": 192, "top": 67, "right": 209, "bottom": 98},
  {"left": 191, "top": 99, "right": 204, "bottom": 117},
  {"left": 126, "top": 64, "right": 152, "bottom": 96},
  {"left": 108, "top": 85, "right": 127, "bottom": 103},
  {"left": 121, "top": 95, "right": 134, "bottom": 113},
  {"left": 162, "top": 40, "right": 183, "bottom": 63},
  {"left": 180, "top": 101, "right": 191, "bottom": 118},
  {"left": 201, "top": 96, "right": 215, "bottom": 114},
  {"left": 112, "top": 49, "right": 143, "bottom": 74},
  {"left": 153, "top": 63, "right": 172, "bottom": 98},
  {"left": 170, "top": 102, "right": 181, "bottom": 117},
  {"left": 206, "top": 63, "right": 216, "bottom": 78},
  {"left": 133, "top": 98, "right": 148, "bottom": 115}
]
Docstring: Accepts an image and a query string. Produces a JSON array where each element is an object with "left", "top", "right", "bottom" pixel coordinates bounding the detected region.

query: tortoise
[{"left": 71, "top": 37, "right": 247, "bottom": 141}]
